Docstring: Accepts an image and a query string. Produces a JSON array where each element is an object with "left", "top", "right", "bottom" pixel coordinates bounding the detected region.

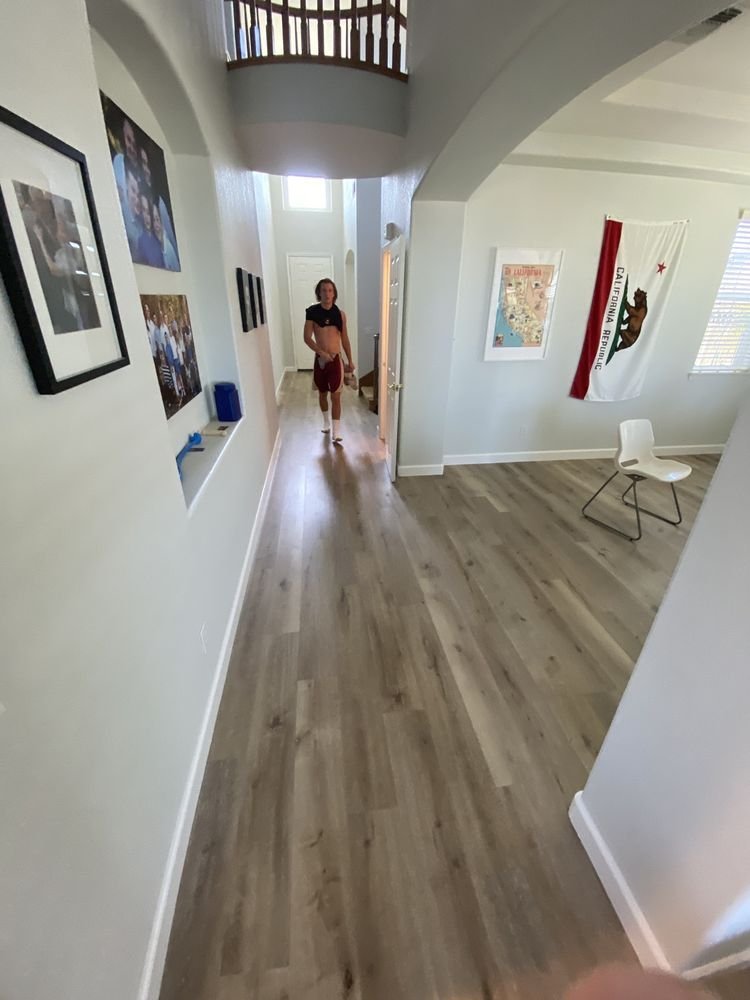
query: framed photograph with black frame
[
  {"left": 0, "top": 105, "right": 129, "bottom": 394},
  {"left": 248, "top": 272, "right": 258, "bottom": 329},
  {"left": 255, "top": 274, "right": 265, "bottom": 325},
  {"left": 236, "top": 267, "right": 251, "bottom": 332}
]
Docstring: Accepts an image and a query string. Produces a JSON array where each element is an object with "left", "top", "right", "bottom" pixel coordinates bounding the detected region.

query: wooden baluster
[
  {"left": 351, "top": 0, "right": 361, "bottom": 63},
  {"left": 246, "top": 0, "right": 254, "bottom": 58},
  {"left": 233, "top": 0, "right": 243, "bottom": 59},
  {"left": 300, "top": 0, "right": 309, "bottom": 56},
  {"left": 248, "top": 0, "right": 259, "bottom": 57},
  {"left": 317, "top": 4, "right": 324, "bottom": 57},
  {"left": 264, "top": 0, "right": 273, "bottom": 55},
  {"left": 333, "top": 0, "right": 341, "bottom": 58},
  {"left": 379, "top": 0, "right": 389, "bottom": 67},
  {"left": 391, "top": 0, "right": 401, "bottom": 72},
  {"left": 365, "top": 0, "right": 375, "bottom": 63},
  {"left": 281, "top": 0, "right": 290, "bottom": 54}
]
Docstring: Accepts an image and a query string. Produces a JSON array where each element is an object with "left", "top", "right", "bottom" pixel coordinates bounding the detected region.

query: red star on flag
[{"left": 657, "top": 261, "right": 667, "bottom": 274}]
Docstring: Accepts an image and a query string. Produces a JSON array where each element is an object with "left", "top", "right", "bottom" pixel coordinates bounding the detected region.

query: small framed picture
[
  {"left": 0, "top": 105, "right": 129, "bottom": 393},
  {"left": 141, "top": 293, "right": 202, "bottom": 419},
  {"left": 236, "top": 267, "right": 251, "bottom": 332},
  {"left": 248, "top": 272, "right": 258, "bottom": 329},
  {"left": 255, "top": 274, "right": 265, "bottom": 325}
]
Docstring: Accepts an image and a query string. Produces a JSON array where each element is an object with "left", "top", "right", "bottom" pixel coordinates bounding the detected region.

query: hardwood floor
[{"left": 160, "top": 374, "right": 746, "bottom": 1000}]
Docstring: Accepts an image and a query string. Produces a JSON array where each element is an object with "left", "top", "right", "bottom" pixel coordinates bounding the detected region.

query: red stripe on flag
[{"left": 570, "top": 219, "right": 623, "bottom": 400}]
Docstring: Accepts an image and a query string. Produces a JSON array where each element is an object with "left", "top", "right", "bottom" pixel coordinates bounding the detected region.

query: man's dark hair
[{"left": 315, "top": 278, "right": 338, "bottom": 303}]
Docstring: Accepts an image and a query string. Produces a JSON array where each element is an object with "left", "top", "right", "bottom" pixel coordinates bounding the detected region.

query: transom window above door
[{"left": 283, "top": 176, "right": 331, "bottom": 212}]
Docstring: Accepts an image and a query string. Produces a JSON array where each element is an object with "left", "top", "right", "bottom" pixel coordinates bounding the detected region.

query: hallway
[{"left": 160, "top": 374, "right": 741, "bottom": 1000}]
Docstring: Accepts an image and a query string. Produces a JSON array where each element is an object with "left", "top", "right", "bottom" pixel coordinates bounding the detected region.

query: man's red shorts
[{"left": 313, "top": 354, "right": 343, "bottom": 393}]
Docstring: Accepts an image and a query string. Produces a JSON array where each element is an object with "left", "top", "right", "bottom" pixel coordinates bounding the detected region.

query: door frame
[
  {"left": 286, "top": 252, "right": 335, "bottom": 370},
  {"left": 379, "top": 235, "right": 406, "bottom": 477},
  {"left": 379, "top": 247, "right": 391, "bottom": 442},
  {"left": 344, "top": 248, "right": 358, "bottom": 369}
]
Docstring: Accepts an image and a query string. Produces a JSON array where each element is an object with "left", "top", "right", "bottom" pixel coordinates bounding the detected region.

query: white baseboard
[
  {"left": 443, "top": 444, "right": 724, "bottom": 466},
  {"left": 137, "top": 428, "right": 282, "bottom": 1000},
  {"left": 275, "top": 366, "right": 296, "bottom": 404},
  {"left": 683, "top": 946, "right": 750, "bottom": 981},
  {"left": 398, "top": 463, "right": 445, "bottom": 477},
  {"left": 444, "top": 448, "right": 612, "bottom": 465},
  {"left": 569, "top": 792, "right": 671, "bottom": 972},
  {"left": 570, "top": 792, "right": 750, "bottom": 981},
  {"left": 654, "top": 444, "right": 724, "bottom": 457}
]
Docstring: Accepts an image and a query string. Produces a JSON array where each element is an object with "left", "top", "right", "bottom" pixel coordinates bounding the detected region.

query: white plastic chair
[{"left": 582, "top": 419, "right": 692, "bottom": 542}]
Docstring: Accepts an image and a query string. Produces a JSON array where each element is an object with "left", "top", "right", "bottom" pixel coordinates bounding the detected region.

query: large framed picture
[
  {"left": 0, "top": 105, "right": 129, "bottom": 394},
  {"left": 484, "top": 247, "right": 563, "bottom": 361},
  {"left": 100, "top": 92, "right": 181, "bottom": 272},
  {"left": 141, "top": 293, "right": 202, "bottom": 419}
]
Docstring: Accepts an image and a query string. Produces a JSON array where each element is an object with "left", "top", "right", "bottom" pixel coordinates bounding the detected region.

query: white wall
[
  {"left": 342, "top": 179, "right": 358, "bottom": 366},
  {"left": 229, "top": 62, "right": 407, "bottom": 134},
  {"left": 356, "top": 177, "right": 382, "bottom": 373},
  {"left": 253, "top": 171, "right": 287, "bottom": 395},
  {"left": 573, "top": 391, "right": 750, "bottom": 975},
  {"left": 398, "top": 200, "right": 465, "bottom": 473},
  {"left": 381, "top": 0, "right": 722, "bottom": 221},
  {"left": 417, "top": 0, "right": 723, "bottom": 201},
  {"left": 381, "top": 0, "right": 725, "bottom": 475},
  {"left": 269, "top": 175, "right": 346, "bottom": 368},
  {"left": 229, "top": 62, "right": 406, "bottom": 177},
  {"left": 0, "top": 2, "right": 277, "bottom": 1000},
  {"left": 444, "top": 164, "right": 750, "bottom": 461}
]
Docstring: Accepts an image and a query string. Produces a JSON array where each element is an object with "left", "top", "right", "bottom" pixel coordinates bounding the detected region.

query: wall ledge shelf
[{"left": 180, "top": 419, "right": 243, "bottom": 514}]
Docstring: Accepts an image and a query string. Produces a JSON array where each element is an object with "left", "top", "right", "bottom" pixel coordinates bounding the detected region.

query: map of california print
[{"left": 494, "top": 264, "right": 555, "bottom": 348}]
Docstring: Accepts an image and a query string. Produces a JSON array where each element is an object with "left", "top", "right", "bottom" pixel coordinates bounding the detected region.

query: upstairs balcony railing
[{"left": 225, "top": 0, "right": 408, "bottom": 80}]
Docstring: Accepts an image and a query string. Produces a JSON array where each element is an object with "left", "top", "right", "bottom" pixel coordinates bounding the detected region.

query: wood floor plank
[
  {"left": 159, "top": 375, "right": 742, "bottom": 1000},
  {"left": 383, "top": 708, "right": 507, "bottom": 999},
  {"left": 290, "top": 677, "right": 362, "bottom": 1000},
  {"left": 219, "top": 633, "right": 298, "bottom": 983}
]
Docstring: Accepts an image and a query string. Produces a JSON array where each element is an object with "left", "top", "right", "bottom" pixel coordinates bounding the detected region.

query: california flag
[{"left": 570, "top": 217, "right": 688, "bottom": 401}]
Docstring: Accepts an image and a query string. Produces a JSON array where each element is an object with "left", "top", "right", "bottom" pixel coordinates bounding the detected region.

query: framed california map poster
[{"left": 484, "top": 248, "right": 563, "bottom": 361}]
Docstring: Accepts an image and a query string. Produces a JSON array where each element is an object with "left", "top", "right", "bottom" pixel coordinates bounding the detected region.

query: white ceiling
[{"left": 510, "top": 6, "right": 750, "bottom": 178}]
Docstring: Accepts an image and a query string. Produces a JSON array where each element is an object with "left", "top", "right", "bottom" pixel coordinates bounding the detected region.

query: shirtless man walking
[{"left": 303, "top": 278, "right": 354, "bottom": 444}]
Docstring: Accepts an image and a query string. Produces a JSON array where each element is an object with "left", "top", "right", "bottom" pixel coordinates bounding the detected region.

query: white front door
[
  {"left": 287, "top": 254, "right": 334, "bottom": 370},
  {"left": 380, "top": 237, "right": 405, "bottom": 482}
]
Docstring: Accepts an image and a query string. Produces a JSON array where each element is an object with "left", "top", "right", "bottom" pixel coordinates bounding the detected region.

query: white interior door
[
  {"left": 380, "top": 237, "right": 405, "bottom": 481},
  {"left": 287, "top": 254, "right": 334, "bottom": 370}
]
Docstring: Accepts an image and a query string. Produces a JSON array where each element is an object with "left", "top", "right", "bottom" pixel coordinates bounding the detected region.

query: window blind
[{"left": 693, "top": 213, "right": 750, "bottom": 373}]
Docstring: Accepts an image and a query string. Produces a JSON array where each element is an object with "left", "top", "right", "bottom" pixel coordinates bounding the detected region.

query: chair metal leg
[
  {"left": 581, "top": 471, "right": 642, "bottom": 542},
  {"left": 621, "top": 479, "right": 683, "bottom": 527}
]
